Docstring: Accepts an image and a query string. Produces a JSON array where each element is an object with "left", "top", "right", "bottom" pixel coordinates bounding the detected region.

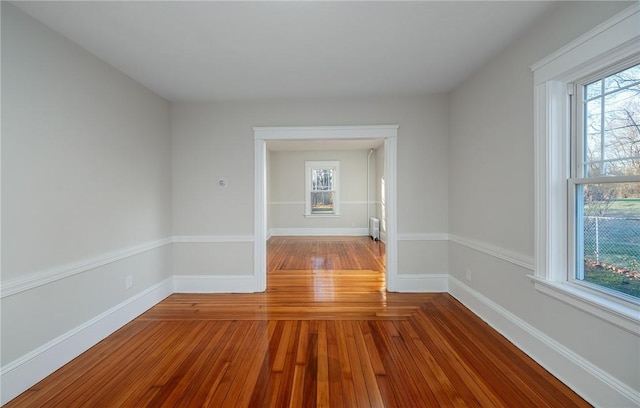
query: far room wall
[
  {"left": 268, "top": 149, "right": 381, "bottom": 236},
  {"left": 171, "top": 96, "right": 450, "bottom": 281}
]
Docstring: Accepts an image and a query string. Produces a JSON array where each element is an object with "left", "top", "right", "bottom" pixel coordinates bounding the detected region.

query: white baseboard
[
  {"left": 393, "top": 274, "right": 448, "bottom": 292},
  {"left": 0, "top": 278, "right": 173, "bottom": 405},
  {"left": 448, "top": 276, "right": 640, "bottom": 408},
  {"left": 173, "top": 275, "right": 258, "bottom": 293},
  {"left": 270, "top": 228, "right": 368, "bottom": 236}
]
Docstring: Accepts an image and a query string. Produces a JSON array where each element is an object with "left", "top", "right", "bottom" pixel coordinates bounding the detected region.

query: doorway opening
[{"left": 254, "top": 125, "right": 398, "bottom": 292}]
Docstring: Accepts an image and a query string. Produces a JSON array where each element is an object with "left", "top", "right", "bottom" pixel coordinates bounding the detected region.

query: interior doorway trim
[{"left": 253, "top": 125, "right": 399, "bottom": 292}]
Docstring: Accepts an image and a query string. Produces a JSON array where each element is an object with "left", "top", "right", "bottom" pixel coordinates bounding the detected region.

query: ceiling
[{"left": 12, "top": 1, "right": 557, "bottom": 103}]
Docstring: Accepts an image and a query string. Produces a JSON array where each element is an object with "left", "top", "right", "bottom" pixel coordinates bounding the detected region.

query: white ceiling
[{"left": 12, "top": 1, "right": 557, "bottom": 102}]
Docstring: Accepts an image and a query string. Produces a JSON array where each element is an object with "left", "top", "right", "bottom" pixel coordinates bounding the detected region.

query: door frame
[{"left": 253, "top": 125, "right": 398, "bottom": 291}]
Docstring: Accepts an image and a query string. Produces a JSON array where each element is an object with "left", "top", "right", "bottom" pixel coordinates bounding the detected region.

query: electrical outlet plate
[{"left": 125, "top": 275, "right": 133, "bottom": 289}]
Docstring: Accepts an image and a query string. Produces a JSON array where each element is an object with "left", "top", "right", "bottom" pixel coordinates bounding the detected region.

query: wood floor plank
[
  {"left": 325, "top": 321, "right": 345, "bottom": 408},
  {"left": 273, "top": 322, "right": 299, "bottom": 408},
  {"left": 334, "top": 320, "right": 358, "bottom": 408},
  {"left": 343, "top": 321, "right": 371, "bottom": 408},
  {"left": 5, "top": 236, "right": 591, "bottom": 408},
  {"left": 358, "top": 321, "right": 386, "bottom": 376},
  {"left": 352, "top": 320, "right": 385, "bottom": 407},
  {"left": 288, "top": 365, "right": 306, "bottom": 408},
  {"left": 316, "top": 321, "right": 330, "bottom": 408}
]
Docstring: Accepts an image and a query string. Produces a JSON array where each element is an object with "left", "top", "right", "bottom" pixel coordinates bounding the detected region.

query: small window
[
  {"left": 305, "top": 161, "right": 340, "bottom": 216},
  {"left": 571, "top": 62, "right": 640, "bottom": 302}
]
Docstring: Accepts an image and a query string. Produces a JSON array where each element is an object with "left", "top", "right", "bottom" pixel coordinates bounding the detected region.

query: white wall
[
  {"left": 269, "top": 149, "right": 371, "bottom": 234},
  {"left": 1, "top": 3, "right": 173, "bottom": 402},
  {"left": 448, "top": 2, "right": 638, "bottom": 406},
  {"left": 171, "top": 95, "right": 450, "bottom": 281}
]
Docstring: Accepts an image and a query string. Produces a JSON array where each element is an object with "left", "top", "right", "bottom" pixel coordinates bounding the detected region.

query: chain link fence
[{"left": 583, "top": 216, "right": 640, "bottom": 274}]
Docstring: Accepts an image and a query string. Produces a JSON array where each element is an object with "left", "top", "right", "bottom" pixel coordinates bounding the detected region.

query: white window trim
[
  {"left": 531, "top": 4, "right": 640, "bottom": 336},
  {"left": 305, "top": 161, "right": 340, "bottom": 217}
]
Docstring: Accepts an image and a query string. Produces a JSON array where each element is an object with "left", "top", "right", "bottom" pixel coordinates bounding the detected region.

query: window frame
[
  {"left": 531, "top": 4, "right": 640, "bottom": 335},
  {"left": 304, "top": 161, "right": 340, "bottom": 217}
]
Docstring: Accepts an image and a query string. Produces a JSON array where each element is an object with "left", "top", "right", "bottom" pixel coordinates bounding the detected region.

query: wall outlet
[
  {"left": 465, "top": 268, "right": 472, "bottom": 282},
  {"left": 125, "top": 275, "right": 133, "bottom": 289}
]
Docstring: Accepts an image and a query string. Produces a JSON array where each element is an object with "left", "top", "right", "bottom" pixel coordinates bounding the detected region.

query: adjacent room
[
  {"left": 2, "top": 1, "right": 639, "bottom": 407},
  {"left": 266, "top": 140, "right": 387, "bottom": 287}
]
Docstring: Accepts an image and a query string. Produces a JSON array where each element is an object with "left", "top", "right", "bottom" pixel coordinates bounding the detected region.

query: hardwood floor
[
  {"left": 5, "top": 237, "right": 590, "bottom": 407},
  {"left": 267, "top": 236, "right": 386, "bottom": 273}
]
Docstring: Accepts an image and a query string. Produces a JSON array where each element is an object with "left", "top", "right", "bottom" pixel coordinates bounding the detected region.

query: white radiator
[{"left": 369, "top": 217, "right": 380, "bottom": 241}]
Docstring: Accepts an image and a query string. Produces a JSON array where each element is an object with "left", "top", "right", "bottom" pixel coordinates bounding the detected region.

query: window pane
[
  {"left": 311, "top": 191, "right": 334, "bottom": 214},
  {"left": 585, "top": 80, "right": 602, "bottom": 99},
  {"left": 584, "top": 98, "right": 602, "bottom": 165},
  {"left": 584, "top": 63, "right": 640, "bottom": 177},
  {"left": 578, "top": 182, "right": 640, "bottom": 300}
]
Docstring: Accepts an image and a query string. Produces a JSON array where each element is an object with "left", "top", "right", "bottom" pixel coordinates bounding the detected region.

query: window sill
[
  {"left": 528, "top": 275, "right": 640, "bottom": 336},
  {"left": 304, "top": 214, "right": 340, "bottom": 218}
]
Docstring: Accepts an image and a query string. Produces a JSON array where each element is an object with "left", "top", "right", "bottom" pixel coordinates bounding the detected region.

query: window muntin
[
  {"left": 572, "top": 62, "right": 640, "bottom": 302},
  {"left": 305, "top": 161, "right": 340, "bottom": 216}
]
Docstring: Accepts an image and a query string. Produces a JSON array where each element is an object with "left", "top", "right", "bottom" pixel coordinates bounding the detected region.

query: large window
[
  {"left": 571, "top": 63, "right": 640, "bottom": 301},
  {"left": 305, "top": 161, "right": 340, "bottom": 216},
  {"left": 532, "top": 4, "right": 639, "bottom": 333}
]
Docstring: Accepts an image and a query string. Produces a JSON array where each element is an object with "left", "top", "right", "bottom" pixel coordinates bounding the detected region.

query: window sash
[
  {"left": 311, "top": 168, "right": 335, "bottom": 192},
  {"left": 568, "top": 177, "right": 640, "bottom": 304},
  {"left": 310, "top": 191, "right": 335, "bottom": 214},
  {"left": 569, "top": 63, "right": 640, "bottom": 303},
  {"left": 574, "top": 60, "right": 640, "bottom": 179}
]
